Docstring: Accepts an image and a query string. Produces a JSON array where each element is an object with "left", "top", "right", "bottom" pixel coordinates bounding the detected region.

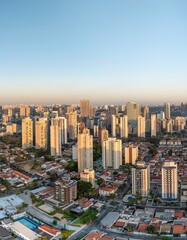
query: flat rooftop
[{"left": 0, "top": 195, "right": 23, "bottom": 208}]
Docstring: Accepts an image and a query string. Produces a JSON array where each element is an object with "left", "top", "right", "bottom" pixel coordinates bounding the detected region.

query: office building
[
  {"left": 78, "top": 128, "right": 93, "bottom": 172},
  {"left": 132, "top": 161, "right": 150, "bottom": 197},
  {"left": 102, "top": 138, "right": 122, "bottom": 169},
  {"left": 22, "top": 117, "right": 33, "bottom": 149},
  {"left": 162, "top": 161, "right": 178, "bottom": 200}
]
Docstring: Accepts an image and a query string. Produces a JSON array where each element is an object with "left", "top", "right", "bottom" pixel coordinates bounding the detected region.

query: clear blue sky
[{"left": 0, "top": 0, "right": 187, "bottom": 105}]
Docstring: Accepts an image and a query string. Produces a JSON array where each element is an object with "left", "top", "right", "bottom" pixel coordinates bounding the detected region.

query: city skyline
[{"left": 1, "top": 0, "right": 187, "bottom": 104}]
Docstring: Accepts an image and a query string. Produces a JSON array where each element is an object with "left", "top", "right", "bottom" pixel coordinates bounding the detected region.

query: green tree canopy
[{"left": 78, "top": 180, "right": 93, "bottom": 197}]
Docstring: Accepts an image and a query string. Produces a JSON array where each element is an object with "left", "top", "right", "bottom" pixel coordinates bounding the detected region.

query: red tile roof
[
  {"left": 173, "top": 224, "right": 186, "bottom": 234},
  {"left": 85, "top": 232, "right": 104, "bottom": 240},
  {"left": 138, "top": 223, "right": 148, "bottom": 232},
  {"left": 39, "top": 225, "right": 61, "bottom": 236},
  {"left": 175, "top": 212, "right": 184, "bottom": 219}
]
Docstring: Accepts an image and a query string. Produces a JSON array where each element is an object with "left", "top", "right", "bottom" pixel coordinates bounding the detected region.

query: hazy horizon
[{"left": 0, "top": 0, "right": 187, "bottom": 104}]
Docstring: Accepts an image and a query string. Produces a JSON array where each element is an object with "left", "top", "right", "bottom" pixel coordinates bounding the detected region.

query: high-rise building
[
  {"left": 109, "top": 105, "right": 118, "bottom": 115},
  {"left": 25, "top": 106, "right": 30, "bottom": 117},
  {"left": 121, "top": 104, "right": 126, "bottom": 112},
  {"left": 54, "top": 180, "right": 77, "bottom": 203},
  {"left": 80, "top": 168, "right": 95, "bottom": 187},
  {"left": 124, "top": 143, "right": 138, "bottom": 165},
  {"left": 157, "top": 111, "right": 165, "bottom": 120},
  {"left": 2, "top": 115, "right": 8, "bottom": 124},
  {"left": 93, "top": 125, "right": 99, "bottom": 137},
  {"left": 22, "top": 117, "right": 33, "bottom": 149},
  {"left": 162, "top": 161, "right": 178, "bottom": 200},
  {"left": 80, "top": 99, "right": 90, "bottom": 117},
  {"left": 111, "top": 115, "right": 118, "bottom": 137},
  {"left": 162, "top": 119, "right": 167, "bottom": 130},
  {"left": 99, "top": 128, "right": 109, "bottom": 146},
  {"left": 89, "top": 106, "right": 95, "bottom": 118},
  {"left": 78, "top": 128, "right": 93, "bottom": 172},
  {"left": 67, "top": 111, "right": 77, "bottom": 140},
  {"left": 50, "top": 123, "right": 61, "bottom": 156},
  {"left": 132, "top": 161, "right": 150, "bottom": 197},
  {"left": 66, "top": 106, "right": 75, "bottom": 113},
  {"left": 72, "top": 144, "right": 78, "bottom": 161},
  {"left": 7, "top": 108, "right": 13, "bottom": 118},
  {"left": 151, "top": 114, "right": 157, "bottom": 137},
  {"left": 126, "top": 102, "right": 140, "bottom": 122},
  {"left": 137, "top": 115, "right": 145, "bottom": 138},
  {"left": 51, "top": 117, "right": 67, "bottom": 144},
  {"left": 166, "top": 119, "right": 173, "bottom": 133},
  {"left": 102, "top": 138, "right": 122, "bottom": 169},
  {"left": 174, "top": 116, "right": 185, "bottom": 132},
  {"left": 20, "top": 106, "right": 26, "bottom": 118},
  {"left": 120, "top": 115, "right": 128, "bottom": 138},
  {"left": 143, "top": 106, "right": 149, "bottom": 119},
  {"left": 165, "top": 103, "right": 171, "bottom": 120},
  {"left": 6, "top": 123, "right": 17, "bottom": 135},
  {"left": 35, "top": 118, "right": 48, "bottom": 149}
]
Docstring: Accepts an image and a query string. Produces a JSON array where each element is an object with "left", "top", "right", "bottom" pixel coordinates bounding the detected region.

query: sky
[{"left": 0, "top": 0, "right": 187, "bottom": 105}]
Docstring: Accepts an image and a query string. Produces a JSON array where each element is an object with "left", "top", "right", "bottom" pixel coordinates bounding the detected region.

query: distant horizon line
[{"left": 1, "top": 101, "right": 186, "bottom": 107}]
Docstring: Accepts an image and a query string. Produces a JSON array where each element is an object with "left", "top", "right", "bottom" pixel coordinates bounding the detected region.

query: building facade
[
  {"left": 78, "top": 128, "right": 93, "bottom": 172},
  {"left": 132, "top": 161, "right": 150, "bottom": 197},
  {"left": 162, "top": 161, "right": 178, "bottom": 200},
  {"left": 102, "top": 138, "right": 122, "bottom": 169}
]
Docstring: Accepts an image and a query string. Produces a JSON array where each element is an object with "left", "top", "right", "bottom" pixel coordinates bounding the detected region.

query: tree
[
  {"left": 77, "top": 180, "right": 93, "bottom": 197},
  {"left": 146, "top": 225, "right": 155, "bottom": 234},
  {"left": 53, "top": 220, "right": 57, "bottom": 225},
  {"left": 61, "top": 228, "right": 71, "bottom": 239},
  {"left": 66, "top": 161, "right": 78, "bottom": 172},
  {"left": 35, "top": 148, "right": 49, "bottom": 158},
  {"left": 149, "top": 146, "right": 158, "bottom": 156},
  {"left": 44, "top": 155, "right": 55, "bottom": 161},
  {"left": 110, "top": 193, "right": 116, "bottom": 199},
  {"left": 0, "top": 179, "right": 10, "bottom": 188},
  {"left": 93, "top": 142, "right": 102, "bottom": 161},
  {"left": 159, "top": 236, "right": 172, "bottom": 240},
  {"left": 168, "top": 149, "right": 172, "bottom": 156},
  {"left": 97, "top": 178, "right": 104, "bottom": 186}
]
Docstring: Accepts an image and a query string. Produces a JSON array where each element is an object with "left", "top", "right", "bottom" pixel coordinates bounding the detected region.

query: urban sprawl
[{"left": 0, "top": 101, "right": 187, "bottom": 240}]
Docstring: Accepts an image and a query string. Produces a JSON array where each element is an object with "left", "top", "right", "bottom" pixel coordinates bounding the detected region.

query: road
[
  {"left": 69, "top": 178, "right": 132, "bottom": 240},
  {"left": 68, "top": 205, "right": 114, "bottom": 240},
  {"left": 69, "top": 202, "right": 159, "bottom": 240}
]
